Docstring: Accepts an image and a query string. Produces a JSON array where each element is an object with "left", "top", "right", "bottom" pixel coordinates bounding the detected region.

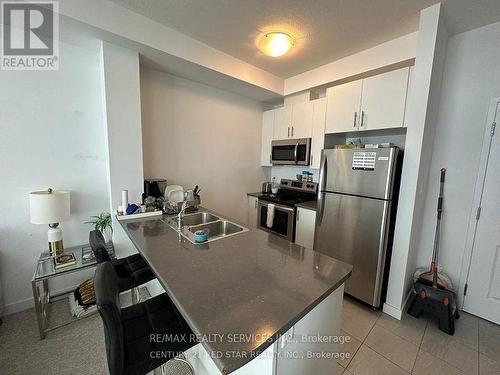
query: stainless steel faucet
[{"left": 177, "top": 201, "right": 188, "bottom": 230}]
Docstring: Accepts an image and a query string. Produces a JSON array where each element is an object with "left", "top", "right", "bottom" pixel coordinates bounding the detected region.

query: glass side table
[{"left": 32, "top": 243, "right": 114, "bottom": 339}]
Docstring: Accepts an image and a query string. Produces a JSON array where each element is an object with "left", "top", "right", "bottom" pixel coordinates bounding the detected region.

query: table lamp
[{"left": 29, "top": 188, "right": 70, "bottom": 256}]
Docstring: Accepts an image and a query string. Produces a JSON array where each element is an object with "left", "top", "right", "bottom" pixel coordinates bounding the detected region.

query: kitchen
[{"left": 2, "top": 1, "right": 500, "bottom": 375}]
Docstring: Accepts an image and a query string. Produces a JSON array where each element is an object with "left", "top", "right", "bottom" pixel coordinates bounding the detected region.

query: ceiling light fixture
[{"left": 257, "top": 32, "right": 295, "bottom": 57}]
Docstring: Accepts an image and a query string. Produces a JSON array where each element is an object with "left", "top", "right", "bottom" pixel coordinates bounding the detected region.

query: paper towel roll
[{"left": 121, "top": 190, "right": 128, "bottom": 213}]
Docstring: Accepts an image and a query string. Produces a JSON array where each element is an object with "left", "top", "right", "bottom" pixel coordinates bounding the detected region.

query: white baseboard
[
  {"left": 2, "top": 284, "right": 80, "bottom": 317},
  {"left": 382, "top": 291, "right": 413, "bottom": 320},
  {"left": 382, "top": 302, "right": 403, "bottom": 320},
  {"left": 3, "top": 296, "right": 35, "bottom": 316}
]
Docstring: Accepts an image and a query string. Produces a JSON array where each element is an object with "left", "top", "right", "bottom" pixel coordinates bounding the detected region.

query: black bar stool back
[
  {"left": 94, "top": 262, "right": 197, "bottom": 375},
  {"left": 89, "top": 230, "right": 155, "bottom": 294}
]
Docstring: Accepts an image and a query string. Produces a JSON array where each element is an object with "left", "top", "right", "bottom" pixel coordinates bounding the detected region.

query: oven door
[
  {"left": 257, "top": 200, "right": 295, "bottom": 241},
  {"left": 271, "top": 138, "right": 311, "bottom": 166}
]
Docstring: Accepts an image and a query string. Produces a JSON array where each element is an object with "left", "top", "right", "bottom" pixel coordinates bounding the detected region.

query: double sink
[{"left": 167, "top": 211, "right": 248, "bottom": 244}]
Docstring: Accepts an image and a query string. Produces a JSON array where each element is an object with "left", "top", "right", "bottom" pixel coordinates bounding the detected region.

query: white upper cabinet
[
  {"left": 325, "top": 67, "right": 410, "bottom": 133},
  {"left": 360, "top": 67, "right": 410, "bottom": 130},
  {"left": 261, "top": 110, "right": 274, "bottom": 166},
  {"left": 273, "top": 106, "right": 293, "bottom": 140},
  {"left": 273, "top": 102, "right": 313, "bottom": 140},
  {"left": 310, "top": 98, "right": 326, "bottom": 169},
  {"left": 291, "top": 101, "right": 313, "bottom": 138},
  {"left": 325, "top": 80, "right": 362, "bottom": 133}
]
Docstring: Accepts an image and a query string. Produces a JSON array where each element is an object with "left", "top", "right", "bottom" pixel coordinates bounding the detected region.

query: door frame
[{"left": 458, "top": 97, "right": 500, "bottom": 310}]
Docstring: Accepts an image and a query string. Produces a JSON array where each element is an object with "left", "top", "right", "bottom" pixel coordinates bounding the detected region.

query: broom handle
[
  {"left": 432, "top": 168, "right": 446, "bottom": 288},
  {"left": 437, "top": 168, "right": 446, "bottom": 220}
]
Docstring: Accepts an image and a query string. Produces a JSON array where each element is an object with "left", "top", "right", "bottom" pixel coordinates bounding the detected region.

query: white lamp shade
[{"left": 29, "top": 190, "right": 70, "bottom": 224}]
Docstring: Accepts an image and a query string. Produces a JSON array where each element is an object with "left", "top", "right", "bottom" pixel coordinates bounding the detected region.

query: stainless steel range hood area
[{"left": 271, "top": 138, "right": 311, "bottom": 165}]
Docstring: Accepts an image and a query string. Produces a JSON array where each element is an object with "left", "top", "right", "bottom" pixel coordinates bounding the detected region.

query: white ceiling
[{"left": 109, "top": 0, "right": 500, "bottom": 78}]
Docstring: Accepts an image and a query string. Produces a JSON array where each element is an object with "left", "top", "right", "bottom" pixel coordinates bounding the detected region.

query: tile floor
[
  {"left": 1, "top": 295, "right": 499, "bottom": 375},
  {"left": 337, "top": 297, "right": 500, "bottom": 375}
]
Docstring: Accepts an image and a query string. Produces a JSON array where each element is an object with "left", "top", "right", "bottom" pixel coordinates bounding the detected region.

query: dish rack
[{"left": 163, "top": 197, "right": 201, "bottom": 214}]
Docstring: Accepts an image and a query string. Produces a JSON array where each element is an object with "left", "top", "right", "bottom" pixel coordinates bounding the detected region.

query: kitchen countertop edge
[{"left": 295, "top": 200, "right": 317, "bottom": 210}]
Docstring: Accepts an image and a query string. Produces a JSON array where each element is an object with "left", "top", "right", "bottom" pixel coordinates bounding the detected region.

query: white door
[
  {"left": 325, "top": 80, "right": 362, "bottom": 133},
  {"left": 295, "top": 207, "right": 316, "bottom": 249},
  {"left": 462, "top": 101, "right": 500, "bottom": 324},
  {"left": 291, "top": 101, "right": 313, "bottom": 138},
  {"left": 360, "top": 67, "right": 409, "bottom": 130},
  {"left": 273, "top": 106, "right": 293, "bottom": 140},
  {"left": 247, "top": 196, "right": 259, "bottom": 229},
  {"left": 261, "top": 110, "right": 274, "bottom": 166},
  {"left": 310, "top": 98, "right": 326, "bottom": 169}
]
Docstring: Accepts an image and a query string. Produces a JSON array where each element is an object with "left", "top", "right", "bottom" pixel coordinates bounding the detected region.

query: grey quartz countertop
[
  {"left": 295, "top": 200, "right": 317, "bottom": 211},
  {"left": 120, "top": 210, "right": 351, "bottom": 374}
]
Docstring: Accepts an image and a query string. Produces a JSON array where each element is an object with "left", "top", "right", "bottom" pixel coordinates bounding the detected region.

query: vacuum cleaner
[{"left": 407, "top": 168, "right": 459, "bottom": 335}]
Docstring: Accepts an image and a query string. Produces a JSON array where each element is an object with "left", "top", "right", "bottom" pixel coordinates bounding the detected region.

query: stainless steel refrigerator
[{"left": 314, "top": 147, "right": 400, "bottom": 307}]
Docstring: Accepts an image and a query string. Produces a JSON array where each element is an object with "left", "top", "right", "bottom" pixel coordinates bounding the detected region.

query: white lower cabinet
[
  {"left": 295, "top": 207, "right": 316, "bottom": 249},
  {"left": 247, "top": 195, "right": 259, "bottom": 229}
]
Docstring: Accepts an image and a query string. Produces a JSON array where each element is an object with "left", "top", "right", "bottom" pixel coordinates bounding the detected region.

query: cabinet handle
[
  {"left": 311, "top": 154, "right": 313, "bottom": 164},
  {"left": 291, "top": 126, "right": 294, "bottom": 137},
  {"left": 269, "top": 154, "right": 272, "bottom": 163},
  {"left": 360, "top": 111, "right": 365, "bottom": 127},
  {"left": 354, "top": 112, "right": 357, "bottom": 127},
  {"left": 255, "top": 200, "right": 258, "bottom": 209},
  {"left": 288, "top": 127, "right": 290, "bottom": 137},
  {"left": 296, "top": 210, "right": 300, "bottom": 222}
]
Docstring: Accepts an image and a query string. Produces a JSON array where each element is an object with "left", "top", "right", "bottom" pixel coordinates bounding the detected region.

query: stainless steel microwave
[{"left": 271, "top": 138, "right": 311, "bottom": 165}]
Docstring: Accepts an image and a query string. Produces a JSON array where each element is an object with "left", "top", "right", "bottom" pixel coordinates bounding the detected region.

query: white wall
[
  {"left": 384, "top": 4, "right": 448, "bottom": 318},
  {"left": 58, "top": 0, "right": 283, "bottom": 96},
  {"left": 100, "top": 42, "right": 144, "bottom": 256},
  {"left": 140, "top": 68, "right": 267, "bottom": 223},
  {"left": 0, "top": 40, "right": 109, "bottom": 314},
  {"left": 416, "top": 21, "right": 500, "bottom": 298},
  {"left": 284, "top": 32, "right": 418, "bottom": 95}
]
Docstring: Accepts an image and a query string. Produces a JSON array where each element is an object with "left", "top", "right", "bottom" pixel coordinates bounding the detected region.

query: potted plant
[{"left": 85, "top": 212, "right": 113, "bottom": 244}]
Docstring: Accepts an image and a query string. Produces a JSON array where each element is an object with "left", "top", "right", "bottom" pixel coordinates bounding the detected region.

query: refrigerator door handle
[{"left": 317, "top": 153, "right": 328, "bottom": 226}]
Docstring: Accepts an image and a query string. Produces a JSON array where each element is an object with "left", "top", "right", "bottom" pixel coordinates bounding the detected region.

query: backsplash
[{"left": 269, "top": 165, "right": 319, "bottom": 183}]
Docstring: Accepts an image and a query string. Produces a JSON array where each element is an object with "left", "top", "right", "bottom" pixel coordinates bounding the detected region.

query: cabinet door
[
  {"left": 310, "top": 98, "right": 326, "bottom": 169},
  {"left": 247, "top": 196, "right": 259, "bottom": 229},
  {"left": 325, "top": 80, "right": 362, "bottom": 133},
  {"left": 360, "top": 67, "right": 409, "bottom": 130},
  {"left": 295, "top": 207, "right": 316, "bottom": 249},
  {"left": 261, "top": 110, "right": 274, "bottom": 166},
  {"left": 291, "top": 101, "right": 313, "bottom": 138},
  {"left": 273, "top": 106, "right": 293, "bottom": 140}
]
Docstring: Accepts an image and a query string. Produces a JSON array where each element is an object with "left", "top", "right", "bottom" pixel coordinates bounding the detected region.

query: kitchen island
[{"left": 120, "top": 210, "right": 351, "bottom": 374}]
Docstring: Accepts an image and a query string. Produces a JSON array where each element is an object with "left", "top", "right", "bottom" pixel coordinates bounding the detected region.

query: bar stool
[
  {"left": 89, "top": 230, "right": 155, "bottom": 302},
  {"left": 94, "top": 261, "right": 196, "bottom": 375}
]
